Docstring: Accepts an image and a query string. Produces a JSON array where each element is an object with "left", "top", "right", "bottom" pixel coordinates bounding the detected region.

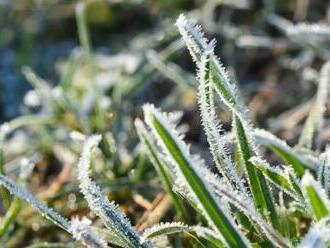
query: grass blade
[
  {"left": 298, "top": 61, "right": 330, "bottom": 150},
  {"left": 143, "top": 222, "right": 224, "bottom": 247},
  {"left": 77, "top": 135, "right": 150, "bottom": 248},
  {"left": 197, "top": 54, "right": 246, "bottom": 193},
  {"left": 135, "top": 119, "right": 189, "bottom": 222},
  {"left": 254, "top": 129, "right": 311, "bottom": 177},
  {"left": 143, "top": 104, "right": 249, "bottom": 248},
  {"left": 302, "top": 172, "right": 330, "bottom": 220}
]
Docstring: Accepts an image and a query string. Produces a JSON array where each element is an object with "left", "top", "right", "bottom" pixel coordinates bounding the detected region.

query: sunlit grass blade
[
  {"left": 176, "top": 14, "right": 278, "bottom": 229},
  {"left": 135, "top": 119, "right": 189, "bottom": 222},
  {"left": 143, "top": 222, "right": 224, "bottom": 247},
  {"left": 0, "top": 175, "right": 70, "bottom": 232},
  {"left": 302, "top": 172, "right": 330, "bottom": 220},
  {"left": 250, "top": 157, "right": 303, "bottom": 202},
  {"left": 143, "top": 104, "right": 249, "bottom": 248},
  {"left": 77, "top": 135, "right": 150, "bottom": 248},
  {"left": 197, "top": 54, "right": 246, "bottom": 193},
  {"left": 205, "top": 174, "right": 291, "bottom": 248},
  {"left": 317, "top": 149, "right": 330, "bottom": 195},
  {"left": 298, "top": 61, "right": 330, "bottom": 150},
  {"left": 233, "top": 116, "right": 279, "bottom": 229},
  {"left": 254, "top": 129, "right": 311, "bottom": 177}
]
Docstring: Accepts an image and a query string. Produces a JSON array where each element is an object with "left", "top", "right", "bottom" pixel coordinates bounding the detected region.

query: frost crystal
[{"left": 69, "top": 216, "right": 108, "bottom": 248}]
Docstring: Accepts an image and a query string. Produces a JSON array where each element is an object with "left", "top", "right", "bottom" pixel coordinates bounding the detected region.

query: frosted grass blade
[
  {"left": 77, "top": 135, "right": 151, "bottom": 248},
  {"left": 197, "top": 54, "right": 246, "bottom": 193},
  {"left": 254, "top": 129, "right": 311, "bottom": 177},
  {"left": 176, "top": 14, "right": 278, "bottom": 229},
  {"left": 302, "top": 172, "right": 330, "bottom": 220},
  {"left": 143, "top": 104, "right": 249, "bottom": 248},
  {"left": 135, "top": 119, "right": 189, "bottom": 222},
  {"left": 250, "top": 157, "right": 303, "bottom": 201},
  {"left": 143, "top": 222, "right": 224, "bottom": 247},
  {"left": 298, "top": 218, "right": 330, "bottom": 248},
  {"left": 317, "top": 149, "right": 330, "bottom": 195},
  {"left": 298, "top": 62, "right": 330, "bottom": 150},
  {"left": 0, "top": 175, "right": 70, "bottom": 232}
]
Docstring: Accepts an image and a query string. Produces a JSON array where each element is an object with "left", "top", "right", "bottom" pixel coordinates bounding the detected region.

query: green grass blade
[
  {"left": 317, "top": 149, "right": 330, "bottom": 195},
  {"left": 143, "top": 222, "right": 224, "bottom": 247},
  {"left": 302, "top": 172, "right": 330, "bottom": 220},
  {"left": 135, "top": 119, "right": 189, "bottom": 222},
  {"left": 298, "top": 62, "right": 330, "bottom": 150},
  {"left": 250, "top": 157, "right": 303, "bottom": 201},
  {"left": 0, "top": 175, "right": 70, "bottom": 232},
  {"left": 206, "top": 176, "right": 292, "bottom": 248},
  {"left": 143, "top": 104, "right": 249, "bottom": 248},
  {"left": 197, "top": 54, "right": 246, "bottom": 193},
  {"left": 254, "top": 129, "right": 311, "bottom": 177},
  {"left": 233, "top": 116, "right": 279, "bottom": 229}
]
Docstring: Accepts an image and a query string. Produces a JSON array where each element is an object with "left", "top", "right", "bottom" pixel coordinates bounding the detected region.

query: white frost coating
[
  {"left": 142, "top": 222, "right": 188, "bottom": 239},
  {"left": 298, "top": 218, "right": 330, "bottom": 248},
  {"left": 299, "top": 62, "right": 330, "bottom": 150},
  {"left": 143, "top": 222, "right": 224, "bottom": 245},
  {"left": 70, "top": 217, "right": 108, "bottom": 248},
  {"left": 249, "top": 156, "right": 305, "bottom": 208},
  {"left": 254, "top": 129, "right": 312, "bottom": 169},
  {"left": 197, "top": 54, "right": 248, "bottom": 195},
  {"left": 77, "top": 135, "right": 151, "bottom": 248},
  {"left": 0, "top": 175, "right": 70, "bottom": 232},
  {"left": 176, "top": 14, "right": 215, "bottom": 62},
  {"left": 205, "top": 173, "right": 292, "bottom": 248},
  {"left": 302, "top": 172, "right": 330, "bottom": 215},
  {"left": 286, "top": 23, "right": 330, "bottom": 41},
  {"left": 143, "top": 104, "right": 249, "bottom": 247},
  {"left": 318, "top": 149, "right": 330, "bottom": 195}
]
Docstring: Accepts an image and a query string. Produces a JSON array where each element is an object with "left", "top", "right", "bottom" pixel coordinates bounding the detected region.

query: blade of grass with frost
[
  {"left": 143, "top": 104, "right": 249, "bottom": 248},
  {"left": 176, "top": 14, "right": 278, "bottom": 229},
  {"left": 77, "top": 135, "right": 150, "bottom": 248},
  {"left": 298, "top": 218, "right": 330, "bottom": 248},
  {"left": 205, "top": 175, "right": 291, "bottom": 248},
  {"left": 250, "top": 157, "right": 303, "bottom": 201},
  {"left": 197, "top": 53, "right": 246, "bottom": 193},
  {"left": 254, "top": 129, "right": 311, "bottom": 177},
  {"left": 143, "top": 222, "right": 224, "bottom": 247},
  {"left": 0, "top": 175, "right": 70, "bottom": 232},
  {"left": 135, "top": 119, "right": 189, "bottom": 222},
  {"left": 233, "top": 116, "right": 279, "bottom": 229},
  {"left": 317, "top": 149, "right": 330, "bottom": 195},
  {"left": 302, "top": 172, "right": 330, "bottom": 220},
  {"left": 176, "top": 15, "right": 244, "bottom": 117},
  {"left": 298, "top": 61, "right": 330, "bottom": 150}
]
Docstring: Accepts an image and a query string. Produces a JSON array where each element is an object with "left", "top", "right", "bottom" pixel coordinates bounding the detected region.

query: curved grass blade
[
  {"left": 205, "top": 175, "right": 292, "bottom": 248},
  {"left": 197, "top": 54, "right": 246, "bottom": 193},
  {"left": 233, "top": 116, "right": 279, "bottom": 229},
  {"left": 254, "top": 129, "right": 311, "bottom": 177},
  {"left": 250, "top": 157, "right": 303, "bottom": 202},
  {"left": 143, "top": 104, "right": 249, "bottom": 248},
  {"left": 298, "top": 61, "right": 330, "bottom": 150},
  {"left": 317, "top": 149, "right": 330, "bottom": 195},
  {"left": 77, "top": 135, "right": 150, "bottom": 248},
  {"left": 135, "top": 119, "right": 189, "bottom": 222},
  {"left": 0, "top": 175, "right": 70, "bottom": 232},
  {"left": 302, "top": 172, "right": 330, "bottom": 220},
  {"left": 176, "top": 14, "right": 278, "bottom": 229},
  {"left": 143, "top": 222, "right": 224, "bottom": 247}
]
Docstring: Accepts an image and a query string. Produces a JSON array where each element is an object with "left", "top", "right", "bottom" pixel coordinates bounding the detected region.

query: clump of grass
[{"left": 0, "top": 14, "right": 329, "bottom": 248}]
